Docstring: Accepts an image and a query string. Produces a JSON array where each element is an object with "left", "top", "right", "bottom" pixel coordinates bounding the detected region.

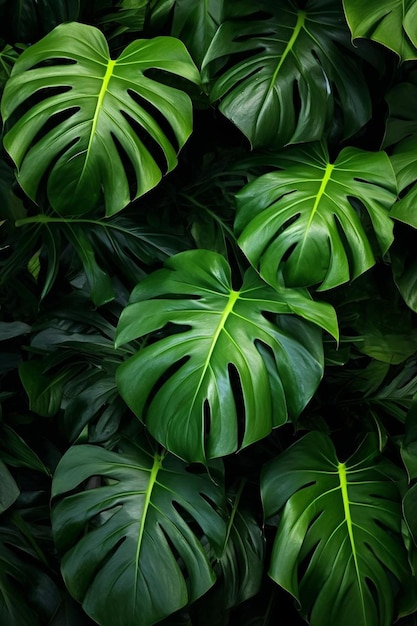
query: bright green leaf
[
  {"left": 116, "top": 249, "right": 327, "bottom": 463},
  {"left": 2, "top": 22, "right": 200, "bottom": 216},
  {"left": 235, "top": 143, "right": 397, "bottom": 291}
]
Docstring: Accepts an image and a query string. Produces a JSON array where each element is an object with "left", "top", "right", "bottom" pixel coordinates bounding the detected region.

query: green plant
[{"left": 2, "top": 1, "right": 417, "bottom": 625}]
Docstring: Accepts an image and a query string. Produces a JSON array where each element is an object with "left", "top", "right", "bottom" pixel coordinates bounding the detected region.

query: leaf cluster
[{"left": 2, "top": 1, "right": 417, "bottom": 626}]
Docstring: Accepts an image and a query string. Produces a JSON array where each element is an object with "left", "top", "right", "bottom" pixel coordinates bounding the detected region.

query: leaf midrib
[
  {"left": 134, "top": 452, "right": 163, "bottom": 604},
  {"left": 338, "top": 462, "right": 366, "bottom": 621},
  {"left": 79, "top": 58, "right": 116, "bottom": 182}
]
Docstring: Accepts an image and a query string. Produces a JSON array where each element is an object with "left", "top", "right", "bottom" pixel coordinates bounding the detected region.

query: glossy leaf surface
[
  {"left": 116, "top": 250, "right": 331, "bottom": 463},
  {"left": 343, "top": 0, "right": 417, "bottom": 61},
  {"left": 235, "top": 143, "right": 397, "bottom": 291},
  {"left": 51, "top": 441, "right": 227, "bottom": 626},
  {"left": 262, "top": 432, "right": 416, "bottom": 626},
  {"left": 202, "top": 0, "right": 371, "bottom": 148},
  {"left": 2, "top": 22, "right": 200, "bottom": 216}
]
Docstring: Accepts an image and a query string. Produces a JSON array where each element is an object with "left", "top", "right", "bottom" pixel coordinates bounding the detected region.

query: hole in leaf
[
  {"left": 5, "top": 85, "right": 73, "bottom": 132},
  {"left": 203, "top": 398, "right": 211, "bottom": 441},
  {"left": 120, "top": 108, "right": 168, "bottom": 177},
  {"left": 110, "top": 130, "right": 138, "bottom": 199},
  {"left": 30, "top": 106, "right": 80, "bottom": 150},
  {"left": 158, "top": 522, "right": 187, "bottom": 574},
  {"left": 143, "top": 355, "right": 190, "bottom": 416},
  {"left": 29, "top": 57, "right": 77, "bottom": 70},
  {"left": 298, "top": 537, "right": 321, "bottom": 580},
  {"left": 228, "top": 363, "right": 245, "bottom": 449},
  {"left": 127, "top": 87, "right": 179, "bottom": 152},
  {"left": 292, "top": 78, "right": 302, "bottom": 116}
]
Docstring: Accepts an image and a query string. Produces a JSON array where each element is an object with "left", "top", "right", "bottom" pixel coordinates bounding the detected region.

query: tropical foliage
[{"left": 2, "top": 1, "right": 417, "bottom": 625}]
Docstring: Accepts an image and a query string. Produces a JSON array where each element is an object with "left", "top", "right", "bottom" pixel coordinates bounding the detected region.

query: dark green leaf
[
  {"left": 0, "top": 458, "right": 19, "bottom": 513},
  {"left": 51, "top": 441, "right": 227, "bottom": 626},
  {"left": 202, "top": 0, "right": 371, "bottom": 148},
  {"left": 19, "top": 360, "right": 65, "bottom": 417},
  {"left": 262, "top": 432, "right": 417, "bottom": 626},
  {"left": 343, "top": 0, "right": 417, "bottom": 61}
]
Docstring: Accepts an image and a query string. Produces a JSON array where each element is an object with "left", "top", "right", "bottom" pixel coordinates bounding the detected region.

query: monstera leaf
[
  {"left": 1, "top": 22, "right": 200, "bottom": 216},
  {"left": 235, "top": 143, "right": 397, "bottom": 291},
  {"left": 201, "top": 0, "right": 371, "bottom": 148},
  {"left": 115, "top": 249, "right": 335, "bottom": 463},
  {"left": 343, "top": 0, "right": 417, "bottom": 61},
  {"left": 51, "top": 440, "right": 227, "bottom": 626},
  {"left": 171, "top": 0, "right": 224, "bottom": 67},
  {"left": 261, "top": 432, "right": 417, "bottom": 626}
]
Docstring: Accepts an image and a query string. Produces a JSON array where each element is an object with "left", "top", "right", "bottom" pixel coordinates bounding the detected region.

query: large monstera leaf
[
  {"left": 115, "top": 250, "right": 334, "bottom": 463},
  {"left": 201, "top": 0, "right": 371, "bottom": 148},
  {"left": 261, "top": 432, "right": 417, "bottom": 626},
  {"left": 51, "top": 440, "right": 227, "bottom": 626},
  {"left": 1, "top": 22, "right": 200, "bottom": 216},
  {"left": 343, "top": 0, "right": 417, "bottom": 61},
  {"left": 235, "top": 143, "right": 397, "bottom": 291}
]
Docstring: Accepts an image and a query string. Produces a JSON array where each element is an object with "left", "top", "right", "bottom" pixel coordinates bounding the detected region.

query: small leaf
[
  {"left": 0, "top": 321, "right": 31, "bottom": 341},
  {"left": 0, "top": 458, "right": 19, "bottom": 513},
  {"left": 19, "top": 360, "right": 65, "bottom": 417}
]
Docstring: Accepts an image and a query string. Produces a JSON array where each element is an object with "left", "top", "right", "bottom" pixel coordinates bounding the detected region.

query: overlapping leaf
[
  {"left": 202, "top": 0, "right": 371, "bottom": 148},
  {"left": 235, "top": 143, "right": 397, "bottom": 291},
  {"left": 261, "top": 432, "right": 417, "bottom": 626},
  {"left": 343, "top": 0, "right": 417, "bottom": 61},
  {"left": 116, "top": 249, "right": 334, "bottom": 463},
  {"left": 51, "top": 440, "right": 227, "bottom": 626},
  {"left": 1, "top": 22, "right": 200, "bottom": 216}
]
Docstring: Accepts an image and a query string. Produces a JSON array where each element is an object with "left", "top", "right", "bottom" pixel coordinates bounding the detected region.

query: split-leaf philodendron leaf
[
  {"left": 115, "top": 249, "right": 335, "bottom": 463},
  {"left": 51, "top": 440, "right": 227, "bottom": 626},
  {"left": 1, "top": 21, "right": 200, "bottom": 216},
  {"left": 202, "top": 0, "right": 371, "bottom": 148},
  {"left": 235, "top": 143, "right": 397, "bottom": 291},
  {"left": 261, "top": 432, "right": 417, "bottom": 626}
]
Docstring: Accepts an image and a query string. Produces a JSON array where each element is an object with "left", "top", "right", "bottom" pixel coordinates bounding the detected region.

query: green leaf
[
  {"left": 0, "top": 514, "right": 61, "bottom": 625},
  {"left": 0, "top": 458, "right": 19, "bottom": 513},
  {"left": 19, "top": 360, "right": 66, "bottom": 417},
  {"left": 0, "top": 321, "right": 31, "bottom": 340},
  {"left": 235, "top": 143, "right": 396, "bottom": 291},
  {"left": 65, "top": 225, "right": 115, "bottom": 306},
  {"left": 261, "top": 432, "right": 417, "bottom": 626},
  {"left": 404, "top": 482, "right": 417, "bottom": 545},
  {"left": 343, "top": 0, "right": 417, "bottom": 61},
  {"left": 2, "top": 22, "right": 200, "bottom": 216},
  {"left": 384, "top": 71, "right": 417, "bottom": 150},
  {"left": 0, "top": 0, "right": 80, "bottom": 42},
  {"left": 51, "top": 441, "right": 227, "bottom": 626},
  {"left": 0, "top": 424, "right": 50, "bottom": 475},
  {"left": 172, "top": 0, "right": 223, "bottom": 67},
  {"left": 202, "top": 0, "right": 371, "bottom": 148},
  {"left": 116, "top": 249, "right": 326, "bottom": 463},
  {"left": 347, "top": 299, "right": 417, "bottom": 364}
]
